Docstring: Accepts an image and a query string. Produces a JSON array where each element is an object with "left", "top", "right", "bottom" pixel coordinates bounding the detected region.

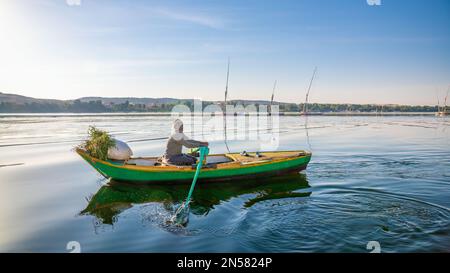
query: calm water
[{"left": 0, "top": 114, "right": 449, "bottom": 252}]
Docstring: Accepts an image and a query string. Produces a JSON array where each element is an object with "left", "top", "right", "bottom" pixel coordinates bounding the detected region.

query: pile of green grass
[{"left": 78, "top": 126, "right": 115, "bottom": 160}]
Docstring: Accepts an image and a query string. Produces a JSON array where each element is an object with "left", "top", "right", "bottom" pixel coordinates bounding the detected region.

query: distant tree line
[
  {"left": 281, "top": 103, "right": 438, "bottom": 113},
  {"left": 0, "top": 100, "right": 439, "bottom": 113}
]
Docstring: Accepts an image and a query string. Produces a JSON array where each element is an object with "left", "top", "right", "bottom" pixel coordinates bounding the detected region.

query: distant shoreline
[
  {"left": 1, "top": 92, "right": 440, "bottom": 114},
  {"left": 0, "top": 112, "right": 440, "bottom": 118}
]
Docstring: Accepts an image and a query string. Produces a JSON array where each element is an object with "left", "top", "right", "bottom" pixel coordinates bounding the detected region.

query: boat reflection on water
[{"left": 81, "top": 173, "right": 311, "bottom": 225}]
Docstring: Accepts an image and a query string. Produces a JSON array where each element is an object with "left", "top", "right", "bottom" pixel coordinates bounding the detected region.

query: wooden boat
[{"left": 76, "top": 148, "right": 311, "bottom": 183}]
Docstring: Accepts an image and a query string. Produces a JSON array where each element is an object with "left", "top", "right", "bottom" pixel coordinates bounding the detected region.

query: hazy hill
[
  {"left": 77, "top": 96, "right": 181, "bottom": 105},
  {"left": 0, "top": 92, "right": 65, "bottom": 105},
  {"left": 0, "top": 92, "right": 276, "bottom": 106}
]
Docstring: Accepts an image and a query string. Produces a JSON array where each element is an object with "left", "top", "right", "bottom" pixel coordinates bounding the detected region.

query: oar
[{"left": 171, "top": 146, "right": 209, "bottom": 226}]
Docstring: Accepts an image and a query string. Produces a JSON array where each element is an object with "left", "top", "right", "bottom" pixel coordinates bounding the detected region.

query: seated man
[{"left": 162, "top": 119, "right": 209, "bottom": 166}]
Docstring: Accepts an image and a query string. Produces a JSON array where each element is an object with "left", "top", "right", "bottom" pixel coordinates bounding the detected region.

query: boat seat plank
[
  {"left": 127, "top": 159, "right": 158, "bottom": 166},
  {"left": 226, "top": 151, "right": 304, "bottom": 163},
  {"left": 205, "top": 155, "right": 233, "bottom": 164}
]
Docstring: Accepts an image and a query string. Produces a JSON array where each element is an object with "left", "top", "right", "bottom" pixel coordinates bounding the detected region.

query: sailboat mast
[
  {"left": 444, "top": 88, "right": 449, "bottom": 112},
  {"left": 436, "top": 89, "right": 441, "bottom": 113},
  {"left": 224, "top": 58, "right": 230, "bottom": 107},
  {"left": 270, "top": 80, "right": 277, "bottom": 114},
  {"left": 223, "top": 58, "right": 231, "bottom": 153},
  {"left": 303, "top": 67, "right": 318, "bottom": 114}
]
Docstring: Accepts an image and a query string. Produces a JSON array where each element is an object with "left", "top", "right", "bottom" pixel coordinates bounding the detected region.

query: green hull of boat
[{"left": 77, "top": 149, "right": 311, "bottom": 183}]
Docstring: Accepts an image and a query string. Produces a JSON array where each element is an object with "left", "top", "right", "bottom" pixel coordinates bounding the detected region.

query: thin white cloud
[
  {"left": 154, "top": 8, "right": 225, "bottom": 29},
  {"left": 327, "top": 36, "right": 446, "bottom": 45},
  {"left": 74, "top": 26, "right": 125, "bottom": 35}
]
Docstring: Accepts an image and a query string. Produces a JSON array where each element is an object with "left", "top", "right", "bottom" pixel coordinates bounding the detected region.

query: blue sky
[{"left": 0, "top": 0, "right": 449, "bottom": 105}]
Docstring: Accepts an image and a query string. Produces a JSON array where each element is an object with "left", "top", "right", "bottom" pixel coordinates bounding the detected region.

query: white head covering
[
  {"left": 172, "top": 119, "right": 183, "bottom": 133},
  {"left": 171, "top": 119, "right": 185, "bottom": 140}
]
